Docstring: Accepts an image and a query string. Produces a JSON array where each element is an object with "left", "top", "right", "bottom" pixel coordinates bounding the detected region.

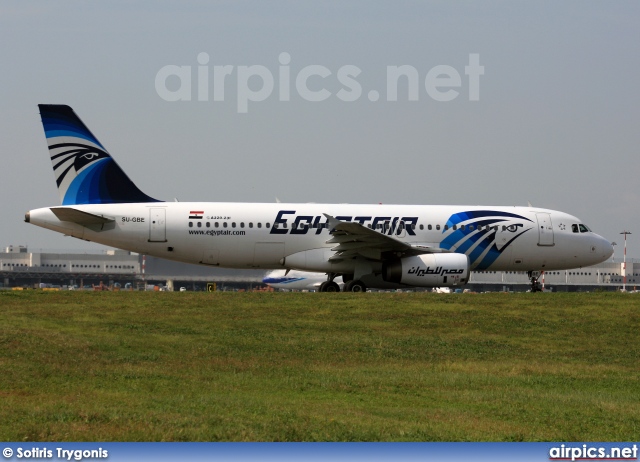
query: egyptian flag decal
[{"left": 189, "top": 211, "right": 204, "bottom": 219}]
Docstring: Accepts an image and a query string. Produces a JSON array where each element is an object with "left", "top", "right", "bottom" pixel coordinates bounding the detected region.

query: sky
[{"left": 1, "top": 1, "right": 639, "bottom": 258}]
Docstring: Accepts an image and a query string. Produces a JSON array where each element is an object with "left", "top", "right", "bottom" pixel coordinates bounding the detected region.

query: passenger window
[
  {"left": 188, "top": 222, "right": 193, "bottom": 228},
  {"left": 223, "top": 222, "right": 228, "bottom": 228},
  {"left": 249, "top": 223, "right": 253, "bottom": 228},
  {"left": 206, "top": 222, "right": 210, "bottom": 228},
  {"left": 241, "top": 222, "right": 245, "bottom": 228},
  {"left": 197, "top": 222, "right": 202, "bottom": 228},
  {"left": 461, "top": 224, "right": 465, "bottom": 230},
  {"left": 444, "top": 225, "right": 449, "bottom": 231},
  {"left": 257, "top": 223, "right": 262, "bottom": 228},
  {"left": 572, "top": 224, "right": 579, "bottom": 233},
  {"left": 266, "top": 223, "right": 270, "bottom": 228},
  {"left": 469, "top": 225, "right": 474, "bottom": 231},
  {"left": 215, "top": 222, "right": 219, "bottom": 228},
  {"left": 436, "top": 224, "right": 440, "bottom": 230},
  {"left": 428, "top": 224, "right": 432, "bottom": 230},
  {"left": 420, "top": 224, "right": 424, "bottom": 230},
  {"left": 452, "top": 225, "right": 457, "bottom": 230}
]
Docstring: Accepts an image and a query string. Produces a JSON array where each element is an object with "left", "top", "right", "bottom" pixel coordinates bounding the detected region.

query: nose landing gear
[{"left": 527, "top": 271, "right": 543, "bottom": 292}]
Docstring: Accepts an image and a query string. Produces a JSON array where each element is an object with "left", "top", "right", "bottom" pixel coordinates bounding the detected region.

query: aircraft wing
[
  {"left": 50, "top": 207, "right": 115, "bottom": 226},
  {"left": 323, "top": 213, "right": 447, "bottom": 262}
]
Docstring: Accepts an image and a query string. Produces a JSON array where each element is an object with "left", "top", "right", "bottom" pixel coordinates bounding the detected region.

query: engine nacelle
[{"left": 382, "top": 253, "right": 470, "bottom": 287}]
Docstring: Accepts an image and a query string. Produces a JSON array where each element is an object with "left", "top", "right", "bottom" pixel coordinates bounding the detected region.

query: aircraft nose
[
  {"left": 594, "top": 235, "right": 614, "bottom": 261},
  {"left": 603, "top": 238, "right": 614, "bottom": 260}
]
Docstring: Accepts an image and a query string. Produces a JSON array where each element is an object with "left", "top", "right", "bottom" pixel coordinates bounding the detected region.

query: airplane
[
  {"left": 263, "top": 269, "right": 344, "bottom": 291},
  {"left": 25, "top": 105, "right": 614, "bottom": 292}
]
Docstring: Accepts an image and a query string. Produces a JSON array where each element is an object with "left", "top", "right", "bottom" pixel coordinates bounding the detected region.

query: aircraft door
[
  {"left": 536, "top": 213, "right": 554, "bottom": 246},
  {"left": 149, "top": 208, "right": 167, "bottom": 242}
]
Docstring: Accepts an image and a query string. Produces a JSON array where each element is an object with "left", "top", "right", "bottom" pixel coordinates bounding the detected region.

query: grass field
[{"left": 0, "top": 291, "right": 638, "bottom": 441}]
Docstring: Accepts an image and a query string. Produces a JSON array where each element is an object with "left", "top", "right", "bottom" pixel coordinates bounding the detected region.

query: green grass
[{"left": 0, "top": 291, "right": 638, "bottom": 441}]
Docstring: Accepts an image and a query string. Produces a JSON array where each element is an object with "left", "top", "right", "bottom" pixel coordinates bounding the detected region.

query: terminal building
[
  {"left": 1, "top": 245, "right": 637, "bottom": 291},
  {"left": 0, "top": 245, "right": 264, "bottom": 290},
  {"left": 468, "top": 264, "right": 639, "bottom": 292}
]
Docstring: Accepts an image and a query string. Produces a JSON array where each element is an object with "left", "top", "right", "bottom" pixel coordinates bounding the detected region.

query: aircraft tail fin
[{"left": 38, "top": 104, "right": 160, "bottom": 205}]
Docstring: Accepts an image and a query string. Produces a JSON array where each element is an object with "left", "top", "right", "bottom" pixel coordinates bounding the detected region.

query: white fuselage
[{"left": 26, "top": 202, "right": 613, "bottom": 274}]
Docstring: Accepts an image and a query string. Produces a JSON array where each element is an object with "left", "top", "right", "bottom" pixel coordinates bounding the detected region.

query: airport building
[
  {"left": 1, "top": 245, "right": 638, "bottom": 291},
  {"left": 0, "top": 246, "right": 264, "bottom": 290},
  {"left": 468, "top": 262, "right": 640, "bottom": 292}
]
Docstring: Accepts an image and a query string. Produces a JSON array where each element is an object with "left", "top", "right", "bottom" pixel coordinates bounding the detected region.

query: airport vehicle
[{"left": 26, "top": 105, "right": 614, "bottom": 292}]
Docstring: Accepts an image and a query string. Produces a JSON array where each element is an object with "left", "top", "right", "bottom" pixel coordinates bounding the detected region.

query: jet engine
[{"left": 382, "top": 253, "right": 470, "bottom": 287}]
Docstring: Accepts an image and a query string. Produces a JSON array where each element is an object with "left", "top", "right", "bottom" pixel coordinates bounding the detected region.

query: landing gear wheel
[
  {"left": 344, "top": 280, "right": 367, "bottom": 293},
  {"left": 527, "top": 271, "right": 542, "bottom": 292},
  {"left": 319, "top": 281, "right": 340, "bottom": 292}
]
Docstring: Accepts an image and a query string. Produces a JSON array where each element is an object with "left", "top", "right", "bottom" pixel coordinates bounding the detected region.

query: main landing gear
[
  {"left": 317, "top": 273, "right": 368, "bottom": 292},
  {"left": 527, "top": 271, "right": 543, "bottom": 292},
  {"left": 318, "top": 273, "right": 340, "bottom": 292},
  {"left": 318, "top": 280, "right": 340, "bottom": 292},
  {"left": 344, "top": 280, "right": 366, "bottom": 292}
]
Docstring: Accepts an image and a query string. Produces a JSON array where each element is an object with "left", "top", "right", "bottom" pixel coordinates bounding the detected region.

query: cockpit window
[
  {"left": 579, "top": 224, "right": 591, "bottom": 233},
  {"left": 572, "top": 224, "right": 579, "bottom": 233}
]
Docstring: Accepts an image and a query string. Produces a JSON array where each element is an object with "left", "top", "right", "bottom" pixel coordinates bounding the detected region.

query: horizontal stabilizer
[{"left": 50, "top": 207, "right": 115, "bottom": 226}]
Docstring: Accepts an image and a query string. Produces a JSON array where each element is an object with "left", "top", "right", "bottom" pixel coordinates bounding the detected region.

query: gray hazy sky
[{"left": 2, "top": 1, "right": 639, "bottom": 258}]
